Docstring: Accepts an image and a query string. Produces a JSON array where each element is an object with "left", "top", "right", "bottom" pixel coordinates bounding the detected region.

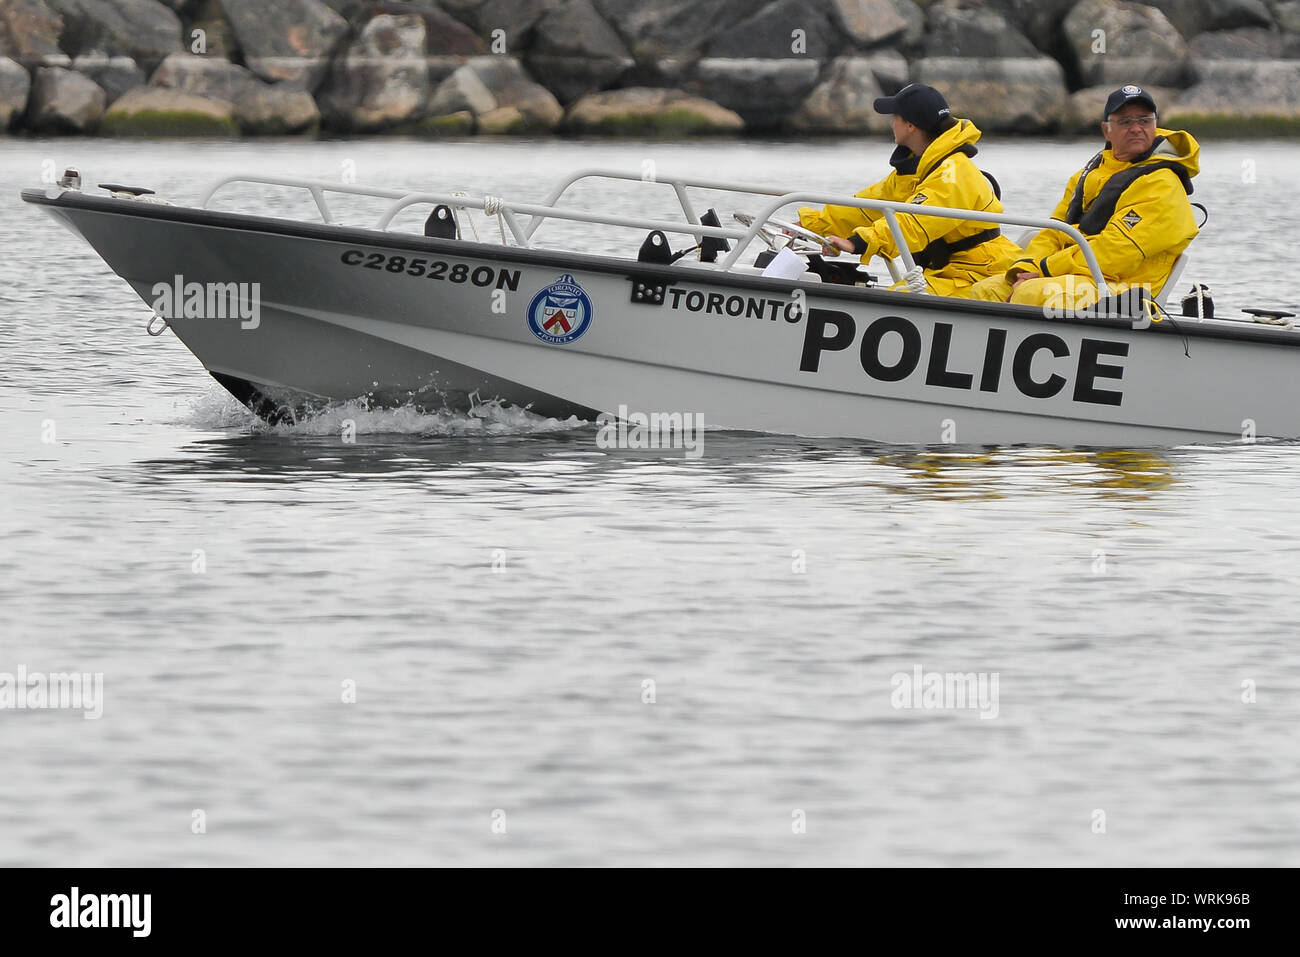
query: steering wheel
[{"left": 734, "top": 212, "right": 836, "bottom": 255}]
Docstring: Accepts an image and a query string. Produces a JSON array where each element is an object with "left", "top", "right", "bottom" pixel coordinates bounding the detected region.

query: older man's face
[{"left": 1103, "top": 101, "right": 1158, "bottom": 162}]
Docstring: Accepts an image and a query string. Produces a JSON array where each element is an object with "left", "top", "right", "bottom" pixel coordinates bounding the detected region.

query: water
[{"left": 2, "top": 137, "right": 1299, "bottom": 866}]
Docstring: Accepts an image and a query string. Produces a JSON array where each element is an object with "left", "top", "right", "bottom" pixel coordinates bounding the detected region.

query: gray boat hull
[{"left": 23, "top": 187, "right": 1300, "bottom": 445}]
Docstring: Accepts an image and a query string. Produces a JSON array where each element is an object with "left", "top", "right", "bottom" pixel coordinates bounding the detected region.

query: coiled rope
[{"left": 451, "top": 191, "right": 508, "bottom": 245}]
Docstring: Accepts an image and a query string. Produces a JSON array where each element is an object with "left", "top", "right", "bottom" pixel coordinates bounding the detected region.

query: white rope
[
  {"left": 451, "top": 191, "right": 508, "bottom": 245},
  {"left": 450, "top": 190, "right": 478, "bottom": 242},
  {"left": 483, "top": 194, "right": 507, "bottom": 244}
]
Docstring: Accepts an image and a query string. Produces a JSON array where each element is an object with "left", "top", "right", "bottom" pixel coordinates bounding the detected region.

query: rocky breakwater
[{"left": 1, "top": 0, "right": 1298, "bottom": 137}]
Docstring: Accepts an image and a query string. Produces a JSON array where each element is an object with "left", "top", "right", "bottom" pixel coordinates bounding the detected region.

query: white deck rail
[{"left": 199, "top": 168, "right": 1111, "bottom": 296}]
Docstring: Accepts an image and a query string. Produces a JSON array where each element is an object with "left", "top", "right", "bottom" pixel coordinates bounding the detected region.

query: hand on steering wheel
[{"left": 735, "top": 213, "right": 839, "bottom": 256}]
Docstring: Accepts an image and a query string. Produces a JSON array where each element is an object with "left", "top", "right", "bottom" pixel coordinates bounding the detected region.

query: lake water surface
[{"left": 2, "top": 136, "right": 1299, "bottom": 866}]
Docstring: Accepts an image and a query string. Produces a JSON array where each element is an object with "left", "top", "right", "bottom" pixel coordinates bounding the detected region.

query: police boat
[{"left": 20, "top": 167, "right": 1300, "bottom": 446}]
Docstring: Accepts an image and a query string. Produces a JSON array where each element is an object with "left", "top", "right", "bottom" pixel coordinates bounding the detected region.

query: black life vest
[
  {"left": 888, "top": 143, "right": 1003, "bottom": 270},
  {"left": 1064, "top": 138, "right": 1194, "bottom": 236}
]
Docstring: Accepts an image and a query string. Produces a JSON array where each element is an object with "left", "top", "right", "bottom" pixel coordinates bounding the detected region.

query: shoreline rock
[
  {"left": 26, "top": 65, "right": 105, "bottom": 133},
  {"left": 5, "top": 0, "right": 1300, "bottom": 137},
  {"left": 45, "top": 0, "right": 182, "bottom": 73},
  {"left": 1165, "top": 58, "right": 1300, "bottom": 133},
  {"left": 71, "top": 54, "right": 144, "bottom": 104},
  {"left": 1, "top": 56, "right": 32, "bottom": 128},
  {"left": 153, "top": 52, "right": 321, "bottom": 134},
  {"left": 562, "top": 86, "right": 742, "bottom": 135},
  {"left": 318, "top": 14, "right": 430, "bottom": 131},
  {"left": 787, "top": 56, "right": 892, "bottom": 134},
  {"left": 423, "top": 56, "right": 563, "bottom": 133},
  {"left": 525, "top": 0, "right": 634, "bottom": 104},
  {"left": 688, "top": 58, "right": 820, "bottom": 130},
  {"left": 916, "top": 57, "right": 1069, "bottom": 133},
  {"left": 221, "top": 0, "right": 347, "bottom": 90},
  {"left": 1064, "top": 0, "right": 1189, "bottom": 88},
  {"left": 100, "top": 85, "right": 237, "bottom": 136}
]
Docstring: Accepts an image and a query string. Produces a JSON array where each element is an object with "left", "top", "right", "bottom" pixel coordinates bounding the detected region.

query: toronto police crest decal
[{"left": 527, "top": 274, "right": 593, "bottom": 344}]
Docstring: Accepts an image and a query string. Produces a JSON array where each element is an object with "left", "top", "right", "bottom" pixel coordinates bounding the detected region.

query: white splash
[{"left": 177, "top": 386, "right": 587, "bottom": 437}]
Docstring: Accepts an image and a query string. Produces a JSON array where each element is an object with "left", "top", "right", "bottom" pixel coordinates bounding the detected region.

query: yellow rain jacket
[
  {"left": 1008, "top": 129, "right": 1200, "bottom": 302},
  {"left": 798, "top": 119, "right": 1022, "bottom": 297}
]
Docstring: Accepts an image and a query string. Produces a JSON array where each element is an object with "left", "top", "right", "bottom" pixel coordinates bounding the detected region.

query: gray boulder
[
  {"left": 466, "top": 55, "right": 563, "bottom": 128},
  {"left": 858, "top": 48, "right": 909, "bottom": 92},
  {"left": 787, "top": 55, "right": 892, "bottom": 134},
  {"left": 370, "top": 2, "right": 483, "bottom": 54},
  {"left": 235, "top": 83, "right": 319, "bottom": 135},
  {"left": 1275, "top": 0, "right": 1300, "bottom": 32},
  {"left": 424, "top": 55, "right": 468, "bottom": 88},
  {"left": 100, "top": 85, "right": 236, "bottom": 135},
  {"left": 151, "top": 51, "right": 320, "bottom": 133},
  {"left": 26, "top": 65, "right": 105, "bottom": 131},
  {"left": 705, "top": 0, "right": 837, "bottom": 59},
  {"left": 0, "top": 0, "right": 64, "bottom": 65},
  {"left": 1166, "top": 57, "right": 1300, "bottom": 131},
  {"left": 151, "top": 52, "right": 257, "bottom": 102},
  {"left": 1143, "top": 0, "right": 1272, "bottom": 38},
  {"left": 923, "top": 0, "right": 1040, "bottom": 58},
  {"left": 1190, "top": 26, "right": 1296, "bottom": 56},
  {"left": 915, "top": 56, "right": 1069, "bottom": 133},
  {"left": 426, "top": 56, "right": 562, "bottom": 131},
  {"left": 1064, "top": 0, "right": 1190, "bottom": 88},
  {"left": 438, "top": 0, "right": 489, "bottom": 16},
  {"left": 476, "top": 104, "right": 527, "bottom": 132},
  {"left": 188, "top": 3, "right": 239, "bottom": 60},
  {"left": 427, "top": 63, "right": 495, "bottom": 115},
  {"left": 689, "top": 57, "right": 821, "bottom": 129},
  {"left": 221, "top": 0, "right": 348, "bottom": 90},
  {"left": 45, "top": 0, "right": 182, "bottom": 72},
  {"left": 983, "top": 0, "right": 1079, "bottom": 54},
  {"left": 562, "top": 87, "right": 742, "bottom": 134},
  {"left": 455, "top": 0, "right": 555, "bottom": 50},
  {"left": 590, "top": 0, "right": 754, "bottom": 60},
  {"left": 884, "top": 0, "right": 926, "bottom": 50},
  {"left": 70, "top": 54, "right": 143, "bottom": 104},
  {"left": 318, "top": 14, "right": 429, "bottom": 131},
  {"left": 0, "top": 56, "right": 31, "bottom": 127},
  {"left": 468, "top": 0, "right": 548, "bottom": 39},
  {"left": 613, "top": 55, "right": 696, "bottom": 89},
  {"left": 526, "top": 0, "right": 633, "bottom": 103},
  {"left": 827, "top": 0, "right": 912, "bottom": 48}
]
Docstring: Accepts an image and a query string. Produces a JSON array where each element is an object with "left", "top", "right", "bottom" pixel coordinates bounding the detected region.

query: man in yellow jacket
[
  {"left": 969, "top": 85, "right": 1200, "bottom": 311},
  {"left": 798, "top": 83, "right": 1021, "bottom": 298}
]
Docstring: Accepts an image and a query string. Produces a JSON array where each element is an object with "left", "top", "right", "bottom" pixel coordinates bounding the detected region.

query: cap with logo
[
  {"left": 1103, "top": 84, "right": 1157, "bottom": 121},
  {"left": 873, "top": 84, "right": 952, "bottom": 135}
]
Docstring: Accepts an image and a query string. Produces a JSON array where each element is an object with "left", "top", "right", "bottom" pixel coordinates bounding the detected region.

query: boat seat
[
  {"left": 1015, "top": 228, "right": 1189, "bottom": 307},
  {"left": 1156, "top": 252, "right": 1187, "bottom": 307},
  {"left": 1014, "top": 227, "right": 1040, "bottom": 247}
]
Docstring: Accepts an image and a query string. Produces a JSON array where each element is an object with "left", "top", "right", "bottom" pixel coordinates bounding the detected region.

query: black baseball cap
[
  {"left": 873, "top": 83, "right": 952, "bottom": 135},
  {"left": 1103, "top": 84, "right": 1157, "bottom": 121}
]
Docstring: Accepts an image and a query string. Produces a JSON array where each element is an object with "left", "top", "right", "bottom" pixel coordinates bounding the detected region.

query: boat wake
[{"left": 177, "top": 386, "right": 590, "bottom": 437}]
